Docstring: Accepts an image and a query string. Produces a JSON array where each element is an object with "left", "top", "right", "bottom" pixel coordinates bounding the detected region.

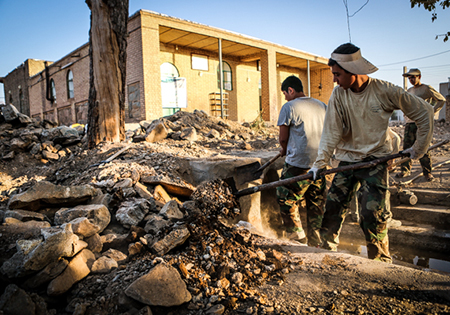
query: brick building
[{"left": 1, "top": 10, "right": 334, "bottom": 125}]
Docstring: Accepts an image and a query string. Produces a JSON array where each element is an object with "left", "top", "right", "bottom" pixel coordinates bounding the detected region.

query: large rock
[
  {"left": 1, "top": 104, "right": 20, "bottom": 121},
  {"left": 1, "top": 225, "right": 77, "bottom": 278},
  {"left": 125, "top": 263, "right": 191, "bottom": 307},
  {"left": 8, "top": 181, "right": 98, "bottom": 211},
  {"left": 115, "top": 198, "right": 152, "bottom": 228},
  {"left": 47, "top": 249, "right": 95, "bottom": 296},
  {"left": 22, "top": 225, "right": 78, "bottom": 272},
  {"left": 54, "top": 204, "right": 111, "bottom": 237}
]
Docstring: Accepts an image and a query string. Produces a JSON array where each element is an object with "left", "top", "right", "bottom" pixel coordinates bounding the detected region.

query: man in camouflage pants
[
  {"left": 398, "top": 68, "right": 445, "bottom": 181},
  {"left": 277, "top": 165, "right": 326, "bottom": 247},
  {"left": 308, "top": 43, "right": 433, "bottom": 262},
  {"left": 276, "top": 75, "right": 327, "bottom": 247}
]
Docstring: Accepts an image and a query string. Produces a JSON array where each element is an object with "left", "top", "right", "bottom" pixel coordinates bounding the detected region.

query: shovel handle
[
  {"left": 256, "top": 152, "right": 282, "bottom": 172},
  {"left": 234, "top": 152, "right": 409, "bottom": 197},
  {"left": 388, "top": 139, "right": 449, "bottom": 171},
  {"left": 235, "top": 139, "right": 449, "bottom": 197}
]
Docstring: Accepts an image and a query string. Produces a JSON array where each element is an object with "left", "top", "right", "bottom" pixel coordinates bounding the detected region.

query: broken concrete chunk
[
  {"left": 159, "top": 199, "right": 184, "bottom": 220},
  {"left": 114, "top": 178, "right": 133, "bottom": 190},
  {"left": 54, "top": 204, "right": 111, "bottom": 236},
  {"left": 2, "top": 104, "right": 21, "bottom": 121},
  {"left": 115, "top": 198, "right": 152, "bottom": 228},
  {"left": 102, "top": 248, "right": 128, "bottom": 264},
  {"left": 125, "top": 263, "right": 191, "bottom": 307},
  {"left": 47, "top": 249, "right": 95, "bottom": 296},
  {"left": 143, "top": 120, "right": 168, "bottom": 143},
  {"left": 4, "top": 209, "right": 49, "bottom": 223},
  {"left": 151, "top": 227, "right": 190, "bottom": 256},
  {"left": 144, "top": 214, "right": 171, "bottom": 235},
  {"left": 42, "top": 150, "right": 59, "bottom": 160},
  {"left": 8, "top": 181, "right": 97, "bottom": 211},
  {"left": 22, "top": 225, "right": 78, "bottom": 272},
  {"left": 180, "top": 127, "right": 198, "bottom": 142},
  {"left": 134, "top": 182, "right": 153, "bottom": 199},
  {"left": 91, "top": 256, "right": 118, "bottom": 274},
  {"left": 85, "top": 233, "right": 103, "bottom": 253}
]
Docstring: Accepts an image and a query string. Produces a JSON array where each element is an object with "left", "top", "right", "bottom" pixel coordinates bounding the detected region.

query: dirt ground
[{"left": 1, "top": 115, "right": 450, "bottom": 315}]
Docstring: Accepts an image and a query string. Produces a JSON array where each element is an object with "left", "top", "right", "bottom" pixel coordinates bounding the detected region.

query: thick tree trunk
[{"left": 86, "top": 0, "right": 128, "bottom": 148}]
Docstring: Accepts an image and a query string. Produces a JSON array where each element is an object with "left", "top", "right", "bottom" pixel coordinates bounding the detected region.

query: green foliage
[{"left": 411, "top": 0, "right": 450, "bottom": 42}]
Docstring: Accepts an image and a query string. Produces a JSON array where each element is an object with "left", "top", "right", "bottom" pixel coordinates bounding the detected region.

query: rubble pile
[{"left": 0, "top": 106, "right": 292, "bottom": 315}]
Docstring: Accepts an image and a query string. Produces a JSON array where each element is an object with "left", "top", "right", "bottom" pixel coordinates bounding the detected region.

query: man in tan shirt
[
  {"left": 308, "top": 43, "right": 434, "bottom": 263},
  {"left": 398, "top": 68, "right": 446, "bottom": 181}
]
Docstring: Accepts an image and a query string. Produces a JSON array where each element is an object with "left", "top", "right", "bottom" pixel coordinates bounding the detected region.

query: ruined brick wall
[{"left": 27, "top": 45, "right": 90, "bottom": 125}]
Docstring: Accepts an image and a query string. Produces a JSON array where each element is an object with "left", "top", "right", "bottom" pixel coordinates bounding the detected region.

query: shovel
[
  {"left": 233, "top": 139, "right": 449, "bottom": 197},
  {"left": 234, "top": 152, "right": 282, "bottom": 185}
]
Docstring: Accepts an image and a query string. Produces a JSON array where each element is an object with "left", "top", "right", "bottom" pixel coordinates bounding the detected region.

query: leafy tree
[{"left": 411, "top": 0, "right": 450, "bottom": 42}]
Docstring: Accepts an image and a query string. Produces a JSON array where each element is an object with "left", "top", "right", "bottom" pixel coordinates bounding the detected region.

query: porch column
[{"left": 260, "top": 48, "right": 278, "bottom": 124}]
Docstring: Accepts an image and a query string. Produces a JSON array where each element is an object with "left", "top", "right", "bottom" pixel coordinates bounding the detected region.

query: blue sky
[{"left": 1, "top": 0, "right": 449, "bottom": 104}]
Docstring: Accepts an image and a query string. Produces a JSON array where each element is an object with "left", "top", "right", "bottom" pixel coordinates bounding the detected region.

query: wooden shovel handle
[
  {"left": 388, "top": 139, "right": 449, "bottom": 170},
  {"left": 235, "top": 139, "right": 449, "bottom": 197},
  {"left": 256, "top": 152, "right": 282, "bottom": 172}
]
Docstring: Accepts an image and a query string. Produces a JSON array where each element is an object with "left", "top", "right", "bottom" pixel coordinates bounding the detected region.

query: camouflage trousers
[
  {"left": 321, "top": 158, "right": 392, "bottom": 263},
  {"left": 401, "top": 122, "right": 432, "bottom": 175},
  {"left": 276, "top": 163, "right": 325, "bottom": 247}
]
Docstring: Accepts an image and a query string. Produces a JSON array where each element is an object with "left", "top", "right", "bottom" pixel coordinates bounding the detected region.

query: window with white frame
[
  {"left": 67, "top": 70, "right": 74, "bottom": 99},
  {"left": 191, "top": 54, "right": 208, "bottom": 71}
]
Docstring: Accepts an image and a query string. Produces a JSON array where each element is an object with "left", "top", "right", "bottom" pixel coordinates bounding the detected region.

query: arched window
[
  {"left": 217, "top": 61, "right": 232, "bottom": 91},
  {"left": 160, "top": 62, "right": 182, "bottom": 116},
  {"left": 160, "top": 62, "right": 179, "bottom": 80},
  {"left": 67, "top": 70, "right": 74, "bottom": 99},
  {"left": 50, "top": 79, "right": 56, "bottom": 102}
]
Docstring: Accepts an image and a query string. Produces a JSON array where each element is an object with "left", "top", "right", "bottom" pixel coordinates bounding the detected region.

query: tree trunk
[{"left": 86, "top": 0, "right": 128, "bottom": 148}]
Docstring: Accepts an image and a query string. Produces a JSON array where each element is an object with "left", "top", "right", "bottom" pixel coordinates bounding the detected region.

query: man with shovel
[
  {"left": 308, "top": 43, "right": 434, "bottom": 262},
  {"left": 276, "top": 75, "right": 327, "bottom": 246}
]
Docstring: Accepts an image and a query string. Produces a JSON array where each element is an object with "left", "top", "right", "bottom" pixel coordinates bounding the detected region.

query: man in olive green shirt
[
  {"left": 308, "top": 43, "right": 433, "bottom": 263},
  {"left": 398, "top": 68, "right": 446, "bottom": 181}
]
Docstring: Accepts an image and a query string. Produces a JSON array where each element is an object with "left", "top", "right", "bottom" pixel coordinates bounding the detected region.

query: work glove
[
  {"left": 308, "top": 167, "right": 323, "bottom": 181},
  {"left": 401, "top": 147, "right": 423, "bottom": 160}
]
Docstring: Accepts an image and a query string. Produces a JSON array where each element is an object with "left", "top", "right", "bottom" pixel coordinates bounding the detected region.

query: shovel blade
[{"left": 234, "top": 161, "right": 264, "bottom": 185}]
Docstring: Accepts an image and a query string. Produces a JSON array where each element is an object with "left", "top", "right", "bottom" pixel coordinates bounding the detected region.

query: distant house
[{"left": 1, "top": 10, "right": 333, "bottom": 125}]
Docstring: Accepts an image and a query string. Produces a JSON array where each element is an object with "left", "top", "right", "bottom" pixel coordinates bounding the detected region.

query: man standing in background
[{"left": 398, "top": 68, "right": 446, "bottom": 181}]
